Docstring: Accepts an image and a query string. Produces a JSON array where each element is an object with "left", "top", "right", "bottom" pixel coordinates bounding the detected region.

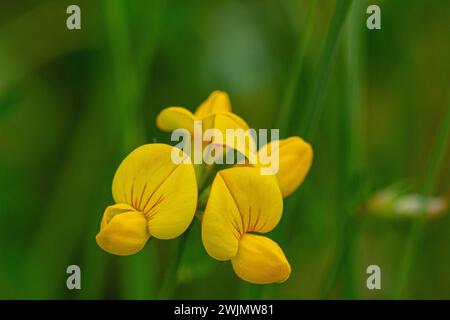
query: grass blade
[
  {"left": 298, "top": 0, "right": 354, "bottom": 140},
  {"left": 276, "top": 0, "right": 318, "bottom": 133},
  {"left": 395, "top": 94, "right": 450, "bottom": 298}
]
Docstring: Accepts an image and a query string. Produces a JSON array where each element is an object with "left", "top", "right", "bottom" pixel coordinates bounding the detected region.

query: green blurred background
[{"left": 0, "top": 0, "right": 449, "bottom": 299}]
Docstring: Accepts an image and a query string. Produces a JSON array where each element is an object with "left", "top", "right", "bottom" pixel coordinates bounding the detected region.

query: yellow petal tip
[
  {"left": 231, "top": 234, "right": 291, "bottom": 284},
  {"left": 96, "top": 207, "right": 150, "bottom": 256}
]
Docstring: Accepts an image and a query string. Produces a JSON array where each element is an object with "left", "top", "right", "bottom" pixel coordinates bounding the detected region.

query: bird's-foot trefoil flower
[
  {"left": 156, "top": 90, "right": 240, "bottom": 132},
  {"left": 201, "top": 166, "right": 291, "bottom": 284},
  {"left": 256, "top": 136, "right": 313, "bottom": 197},
  {"left": 156, "top": 91, "right": 254, "bottom": 162},
  {"left": 98, "top": 90, "right": 313, "bottom": 287},
  {"left": 96, "top": 144, "right": 197, "bottom": 256},
  {"left": 156, "top": 91, "right": 312, "bottom": 194}
]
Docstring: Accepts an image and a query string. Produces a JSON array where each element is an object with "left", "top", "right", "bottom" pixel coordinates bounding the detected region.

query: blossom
[
  {"left": 201, "top": 167, "right": 291, "bottom": 284},
  {"left": 97, "top": 90, "right": 314, "bottom": 286},
  {"left": 256, "top": 136, "right": 313, "bottom": 197},
  {"left": 156, "top": 90, "right": 236, "bottom": 131},
  {"left": 96, "top": 144, "right": 197, "bottom": 256},
  {"left": 156, "top": 91, "right": 253, "bottom": 158}
]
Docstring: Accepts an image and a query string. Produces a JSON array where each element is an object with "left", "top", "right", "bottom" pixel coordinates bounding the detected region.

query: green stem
[
  {"left": 157, "top": 231, "right": 190, "bottom": 299},
  {"left": 198, "top": 164, "right": 216, "bottom": 194},
  {"left": 395, "top": 96, "right": 450, "bottom": 299}
]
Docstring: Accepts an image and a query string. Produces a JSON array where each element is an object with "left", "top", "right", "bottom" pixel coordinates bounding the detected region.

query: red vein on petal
[
  {"left": 252, "top": 208, "right": 262, "bottom": 231},
  {"left": 138, "top": 183, "right": 147, "bottom": 209},
  {"left": 228, "top": 210, "right": 241, "bottom": 237},
  {"left": 247, "top": 206, "right": 252, "bottom": 233},
  {"left": 219, "top": 173, "right": 245, "bottom": 235},
  {"left": 141, "top": 164, "right": 181, "bottom": 213},
  {"left": 130, "top": 185, "right": 135, "bottom": 208},
  {"left": 145, "top": 194, "right": 165, "bottom": 220}
]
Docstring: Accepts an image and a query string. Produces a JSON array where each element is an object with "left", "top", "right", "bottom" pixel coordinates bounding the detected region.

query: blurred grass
[
  {"left": 1, "top": 0, "right": 450, "bottom": 299},
  {"left": 395, "top": 96, "right": 450, "bottom": 298},
  {"left": 318, "top": 0, "right": 367, "bottom": 299},
  {"left": 276, "top": 0, "right": 317, "bottom": 133},
  {"left": 299, "top": 0, "right": 354, "bottom": 140}
]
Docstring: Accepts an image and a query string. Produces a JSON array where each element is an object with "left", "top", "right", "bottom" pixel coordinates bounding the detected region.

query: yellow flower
[
  {"left": 201, "top": 167, "right": 291, "bottom": 284},
  {"left": 96, "top": 144, "right": 197, "bottom": 256},
  {"left": 156, "top": 90, "right": 312, "bottom": 197},
  {"left": 156, "top": 90, "right": 234, "bottom": 132},
  {"left": 156, "top": 91, "right": 252, "bottom": 158},
  {"left": 257, "top": 136, "right": 313, "bottom": 197}
]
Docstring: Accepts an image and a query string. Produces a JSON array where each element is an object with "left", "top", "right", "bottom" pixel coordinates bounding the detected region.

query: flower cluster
[{"left": 96, "top": 91, "right": 313, "bottom": 284}]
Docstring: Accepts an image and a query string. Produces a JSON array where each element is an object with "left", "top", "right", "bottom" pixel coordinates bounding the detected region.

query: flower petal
[
  {"left": 231, "top": 233, "right": 291, "bottom": 284},
  {"left": 201, "top": 172, "right": 241, "bottom": 261},
  {"left": 218, "top": 167, "right": 283, "bottom": 233},
  {"left": 194, "top": 91, "right": 232, "bottom": 118},
  {"left": 96, "top": 209, "right": 150, "bottom": 256},
  {"left": 146, "top": 162, "right": 198, "bottom": 239},
  {"left": 202, "top": 167, "right": 283, "bottom": 261},
  {"left": 259, "top": 136, "right": 313, "bottom": 197},
  {"left": 100, "top": 203, "right": 136, "bottom": 229},
  {"left": 202, "top": 112, "right": 253, "bottom": 159},
  {"left": 156, "top": 107, "right": 196, "bottom": 133},
  {"left": 112, "top": 144, "right": 197, "bottom": 239}
]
